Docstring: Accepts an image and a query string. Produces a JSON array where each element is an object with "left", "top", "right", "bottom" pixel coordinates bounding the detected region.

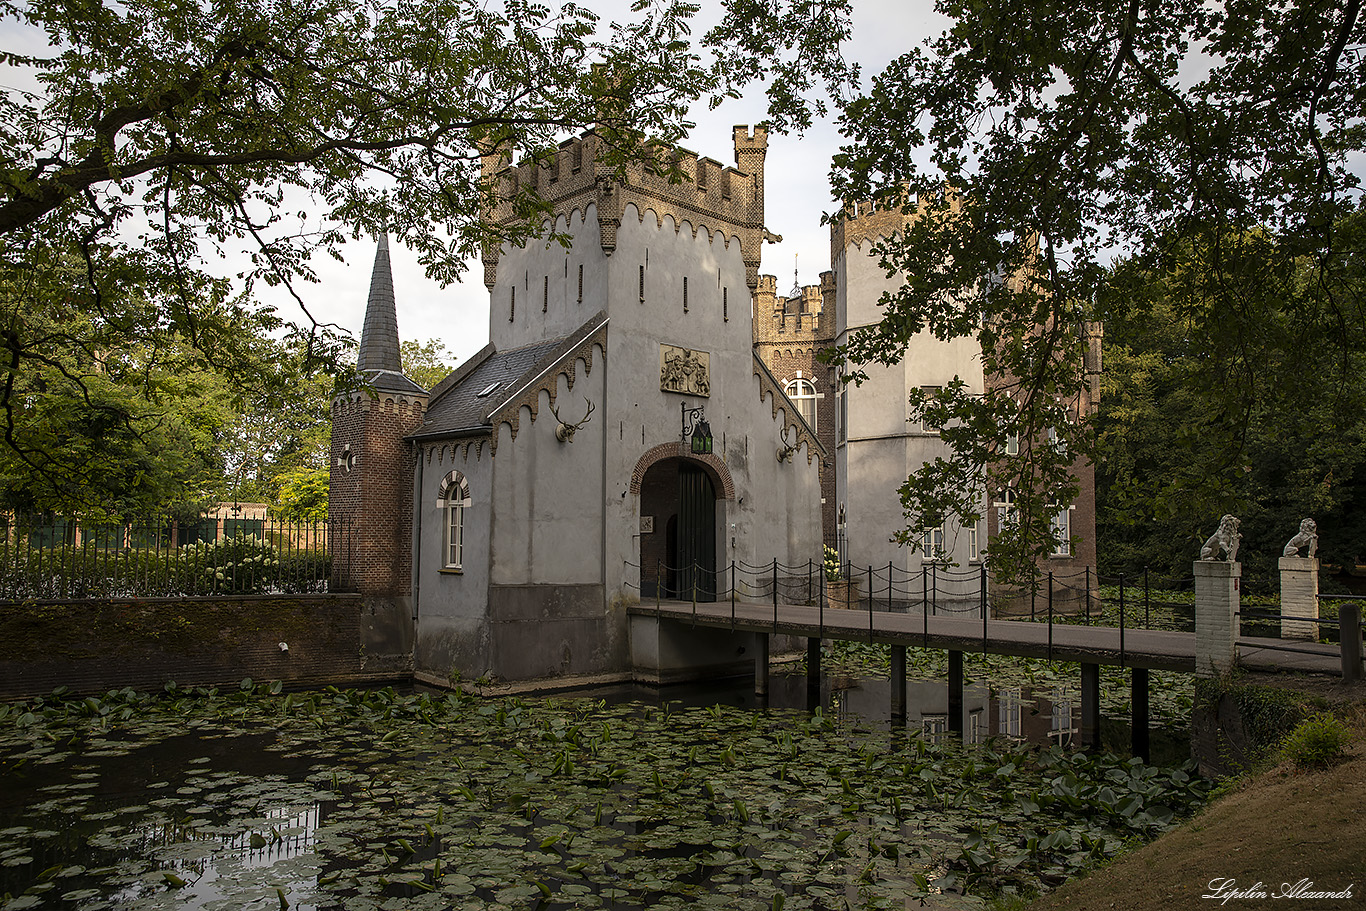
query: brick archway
[{"left": 629, "top": 442, "right": 735, "bottom": 500}]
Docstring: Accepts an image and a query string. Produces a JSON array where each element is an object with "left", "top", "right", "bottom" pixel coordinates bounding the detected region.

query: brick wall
[
  {"left": 330, "top": 393, "right": 426, "bottom": 596},
  {"left": 0, "top": 594, "right": 405, "bottom": 700}
]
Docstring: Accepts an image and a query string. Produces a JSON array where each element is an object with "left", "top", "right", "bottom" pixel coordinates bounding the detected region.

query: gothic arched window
[{"left": 439, "top": 472, "right": 471, "bottom": 571}]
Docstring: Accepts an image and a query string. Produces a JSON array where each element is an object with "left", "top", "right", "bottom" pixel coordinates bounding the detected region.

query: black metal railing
[
  {"left": 0, "top": 515, "right": 350, "bottom": 600},
  {"left": 624, "top": 557, "right": 989, "bottom": 623}
]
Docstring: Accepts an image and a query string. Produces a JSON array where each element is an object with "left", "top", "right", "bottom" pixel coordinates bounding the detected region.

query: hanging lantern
[{"left": 691, "top": 419, "right": 713, "bottom": 454}]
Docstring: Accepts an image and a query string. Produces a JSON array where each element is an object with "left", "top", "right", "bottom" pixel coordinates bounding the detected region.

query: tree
[
  {"left": 804, "top": 0, "right": 1365, "bottom": 580},
  {"left": 401, "top": 339, "right": 458, "bottom": 391},
  {"left": 1097, "top": 216, "right": 1366, "bottom": 585},
  {"left": 272, "top": 465, "right": 329, "bottom": 524},
  {"left": 0, "top": 0, "right": 853, "bottom": 508}
]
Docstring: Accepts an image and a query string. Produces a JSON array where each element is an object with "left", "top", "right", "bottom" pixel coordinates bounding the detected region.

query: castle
[
  {"left": 331, "top": 127, "right": 824, "bottom": 686},
  {"left": 330, "top": 127, "right": 1098, "bottom": 686}
]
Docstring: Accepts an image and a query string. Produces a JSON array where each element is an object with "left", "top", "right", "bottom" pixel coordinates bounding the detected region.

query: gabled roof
[{"left": 413, "top": 312, "right": 608, "bottom": 441}]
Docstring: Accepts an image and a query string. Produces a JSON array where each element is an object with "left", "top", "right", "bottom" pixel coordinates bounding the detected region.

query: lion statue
[
  {"left": 1282, "top": 518, "right": 1318, "bottom": 558},
  {"left": 1199, "top": 514, "right": 1242, "bottom": 562}
]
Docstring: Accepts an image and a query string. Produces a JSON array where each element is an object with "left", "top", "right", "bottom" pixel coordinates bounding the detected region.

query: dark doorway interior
[{"left": 639, "top": 459, "right": 717, "bottom": 601}]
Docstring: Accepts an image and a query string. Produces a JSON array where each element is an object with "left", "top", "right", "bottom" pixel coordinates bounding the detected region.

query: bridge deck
[{"left": 629, "top": 600, "right": 1344, "bottom": 676}]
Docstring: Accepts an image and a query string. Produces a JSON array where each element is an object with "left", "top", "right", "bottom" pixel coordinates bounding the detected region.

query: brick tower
[{"left": 329, "top": 235, "right": 428, "bottom": 596}]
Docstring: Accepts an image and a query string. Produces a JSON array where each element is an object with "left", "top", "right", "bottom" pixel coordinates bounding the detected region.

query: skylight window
[{"left": 477, "top": 382, "right": 501, "bottom": 397}]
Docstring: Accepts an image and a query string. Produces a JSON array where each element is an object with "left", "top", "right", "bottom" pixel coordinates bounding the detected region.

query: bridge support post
[
  {"left": 1080, "top": 662, "right": 1101, "bottom": 750},
  {"left": 948, "top": 650, "right": 963, "bottom": 738},
  {"left": 754, "top": 633, "right": 769, "bottom": 697},
  {"left": 807, "top": 637, "right": 822, "bottom": 709},
  {"left": 1194, "top": 560, "right": 1240, "bottom": 676},
  {"left": 1131, "top": 667, "right": 1150, "bottom": 762},
  {"left": 1342, "top": 605, "right": 1362, "bottom": 683},
  {"left": 890, "top": 645, "right": 906, "bottom": 721}
]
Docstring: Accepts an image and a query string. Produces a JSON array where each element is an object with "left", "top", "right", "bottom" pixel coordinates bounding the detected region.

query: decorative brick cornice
[
  {"left": 830, "top": 191, "right": 961, "bottom": 261},
  {"left": 423, "top": 437, "right": 491, "bottom": 465},
  {"left": 482, "top": 128, "right": 767, "bottom": 292},
  {"left": 751, "top": 353, "right": 825, "bottom": 465},
  {"left": 629, "top": 442, "right": 736, "bottom": 500},
  {"left": 485, "top": 317, "right": 609, "bottom": 455},
  {"left": 331, "top": 391, "right": 428, "bottom": 419}
]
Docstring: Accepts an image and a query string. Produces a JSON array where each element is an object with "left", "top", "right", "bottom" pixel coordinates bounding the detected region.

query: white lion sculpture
[
  {"left": 1200, "top": 514, "right": 1242, "bottom": 562},
  {"left": 1282, "top": 518, "right": 1318, "bottom": 558}
]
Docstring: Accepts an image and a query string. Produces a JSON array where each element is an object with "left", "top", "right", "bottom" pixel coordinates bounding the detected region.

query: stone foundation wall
[{"left": 0, "top": 594, "right": 411, "bottom": 700}]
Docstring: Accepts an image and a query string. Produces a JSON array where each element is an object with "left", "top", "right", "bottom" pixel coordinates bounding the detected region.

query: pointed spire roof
[
  {"left": 356, "top": 234, "right": 426, "bottom": 394},
  {"left": 358, "top": 234, "right": 400, "bottom": 373}
]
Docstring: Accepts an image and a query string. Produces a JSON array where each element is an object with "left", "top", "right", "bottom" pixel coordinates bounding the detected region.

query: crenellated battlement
[
  {"left": 752, "top": 270, "right": 835, "bottom": 344},
  {"left": 482, "top": 126, "right": 769, "bottom": 291},
  {"left": 830, "top": 186, "right": 962, "bottom": 261}
]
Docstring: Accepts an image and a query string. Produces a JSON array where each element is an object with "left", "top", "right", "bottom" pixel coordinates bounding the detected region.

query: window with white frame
[
  {"left": 919, "top": 385, "right": 941, "bottom": 433},
  {"left": 922, "top": 524, "right": 946, "bottom": 561},
  {"left": 1047, "top": 425, "right": 1067, "bottom": 456},
  {"left": 1050, "top": 507, "right": 1072, "bottom": 557},
  {"left": 998, "top": 687, "right": 1022, "bottom": 739},
  {"left": 968, "top": 522, "right": 981, "bottom": 562},
  {"left": 1003, "top": 395, "right": 1019, "bottom": 454},
  {"left": 440, "top": 472, "right": 471, "bottom": 570},
  {"left": 785, "top": 376, "right": 818, "bottom": 431},
  {"left": 838, "top": 383, "right": 847, "bottom": 442},
  {"left": 993, "top": 489, "right": 1018, "bottom": 532}
]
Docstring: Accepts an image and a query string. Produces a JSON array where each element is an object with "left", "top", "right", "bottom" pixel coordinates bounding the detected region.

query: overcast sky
[{"left": 310, "top": 0, "right": 944, "bottom": 367}]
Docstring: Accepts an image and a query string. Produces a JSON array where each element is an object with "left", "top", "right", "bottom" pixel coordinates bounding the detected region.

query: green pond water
[{"left": 0, "top": 677, "right": 1210, "bottom": 911}]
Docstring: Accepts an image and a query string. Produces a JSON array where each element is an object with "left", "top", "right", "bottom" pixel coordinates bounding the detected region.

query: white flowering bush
[
  {"left": 823, "top": 545, "right": 843, "bottom": 582},
  {"left": 179, "top": 534, "right": 280, "bottom": 594}
]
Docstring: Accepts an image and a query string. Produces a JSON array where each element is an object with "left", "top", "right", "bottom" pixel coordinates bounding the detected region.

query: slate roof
[
  {"left": 357, "top": 235, "right": 401, "bottom": 374},
  {"left": 355, "top": 235, "right": 426, "bottom": 395},
  {"left": 413, "top": 313, "right": 607, "bottom": 440},
  {"left": 414, "top": 339, "right": 566, "bottom": 438}
]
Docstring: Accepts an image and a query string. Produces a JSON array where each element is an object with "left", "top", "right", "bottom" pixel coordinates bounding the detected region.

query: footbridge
[{"left": 627, "top": 596, "right": 1360, "bottom": 762}]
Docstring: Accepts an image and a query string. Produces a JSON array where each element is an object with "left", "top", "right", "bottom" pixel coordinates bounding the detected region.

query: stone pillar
[
  {"left": 1194, "top": 560, "right": 1240, "bottom": 676},
  {"left": 1278, "top": 556, "right": 1319, "bottom": 640}
]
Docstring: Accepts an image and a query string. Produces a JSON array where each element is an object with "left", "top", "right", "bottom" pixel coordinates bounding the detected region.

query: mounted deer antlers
[
  {"left": 550, "top": 397, "right": 594, "bottom": 443},
  {"left": 776, "top": 425, "right": 797, "bottom": 462}
]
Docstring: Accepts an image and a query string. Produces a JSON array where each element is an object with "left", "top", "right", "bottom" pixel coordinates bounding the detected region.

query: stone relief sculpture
[
  {"left": 659, "top": 345, "right": 710, "bottom": 397},
  {"left": 1199, "top": 514, "right": 1242, "bottom": 562},
  {"left": 1282, "top": 518, "right": 1318, "bottom": 558}
]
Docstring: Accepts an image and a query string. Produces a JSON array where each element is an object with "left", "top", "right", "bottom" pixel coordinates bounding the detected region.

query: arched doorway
[{"left": 639, "top": 458, "right": 717, "bottom": 601}]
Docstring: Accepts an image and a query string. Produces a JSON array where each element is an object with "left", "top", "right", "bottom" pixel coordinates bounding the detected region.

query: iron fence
[{"left": 0, "top": 515, "right": 353, "bottom": 600}]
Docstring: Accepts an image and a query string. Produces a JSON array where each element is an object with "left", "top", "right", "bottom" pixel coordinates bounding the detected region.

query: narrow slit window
[
  {"left": 509, "top": 286, "right": 515, "bottom": 322},
  {"left": 543, "top": 275, "right": 548, "bottom": 313},
  {"left": 577, "top": 264, "right": 583, "bottom": 303},
  {"left": 723, "top": 287, "right": 728, "bottom": 322},
  {"left": 639, "top": 265, "right": 645, "bottom": 303},
  {"left": 683, "top": 277, "right": 688, "bottom": 313}
]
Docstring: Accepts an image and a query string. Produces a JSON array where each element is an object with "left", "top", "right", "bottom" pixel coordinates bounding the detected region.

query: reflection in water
[
  {"left": 599, "top": 670, "right": 1185, "bottom": 763},
  {"left": 0, "top": 731, "right": 329, "bottom": 911}
]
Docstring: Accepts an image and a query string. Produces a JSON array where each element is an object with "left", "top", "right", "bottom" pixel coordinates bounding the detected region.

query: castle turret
[{"left": 329, "top": 236, "right": 428, "bottom": 598}]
